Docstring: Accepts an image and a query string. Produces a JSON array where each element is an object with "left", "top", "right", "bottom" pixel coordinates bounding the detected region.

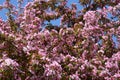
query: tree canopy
[{"left": 0, "top": 0, "right": 120, "bottom": 80}]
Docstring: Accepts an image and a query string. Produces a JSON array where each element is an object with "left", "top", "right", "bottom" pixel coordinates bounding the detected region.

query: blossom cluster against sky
[
  {"left": 0, "top": 0, "right": 118, "bottom": 45},
  {"left": 0, "top": 0, "right": 83, "bottom": 25}
]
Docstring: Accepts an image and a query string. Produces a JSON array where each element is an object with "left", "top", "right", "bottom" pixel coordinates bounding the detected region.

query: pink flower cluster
[{"left": 0, "top": 0, "right": 120, "bottom": 80}]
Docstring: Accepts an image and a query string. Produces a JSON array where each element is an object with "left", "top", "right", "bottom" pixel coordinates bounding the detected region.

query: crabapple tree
[{"left": 0, "top": 0, "right": 120, "bottom": 80}]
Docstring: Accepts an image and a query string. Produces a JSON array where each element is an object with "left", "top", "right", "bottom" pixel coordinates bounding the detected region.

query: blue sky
[
  {"left": 0, "top": 0, "right": 29, "bottom": 20},
  {"left": 50, "top": 0, "right": 83, "bottom": 26}
]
